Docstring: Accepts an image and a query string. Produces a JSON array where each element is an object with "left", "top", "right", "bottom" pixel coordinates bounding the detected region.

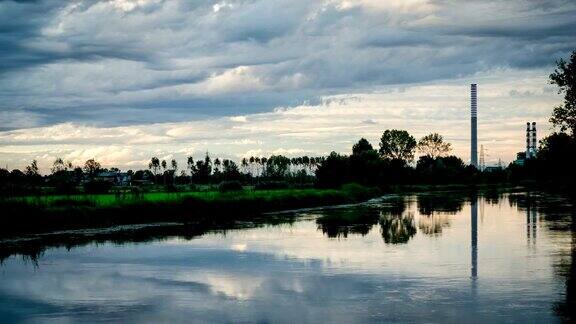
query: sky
[{"left": 1, "top": 0, "right": 575, "bottom": 173}]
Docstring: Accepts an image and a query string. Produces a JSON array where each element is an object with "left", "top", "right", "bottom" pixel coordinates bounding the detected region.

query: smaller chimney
[
  {"left": 531, "top": 122, "right": 537, "bottom": 157},
  {"left": 526, "top": 122, "right": 531, "bottom": 158}
]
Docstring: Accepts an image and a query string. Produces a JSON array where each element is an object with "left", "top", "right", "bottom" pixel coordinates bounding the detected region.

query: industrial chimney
[
  {"left": 470, "top": 84, "right": 478, "bottom": 168},
  {"left": 526, "top": 122, "right": 531, "bottom": 158},
  {"left": 531, "top": 122, "right": 537, "bottom": 158}
]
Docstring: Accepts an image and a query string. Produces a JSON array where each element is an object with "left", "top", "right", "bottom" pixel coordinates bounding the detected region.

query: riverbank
[
  {"left": 0, "top": 182, "right": 526, "bottom": 238},
  {"left": 0, "top": 184, "right": 381, "bottom": 237}
]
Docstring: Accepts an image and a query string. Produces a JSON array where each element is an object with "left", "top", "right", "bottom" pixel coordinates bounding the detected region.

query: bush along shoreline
[{"left": 0, "top": 184, "right": 381, "bottom": 238}]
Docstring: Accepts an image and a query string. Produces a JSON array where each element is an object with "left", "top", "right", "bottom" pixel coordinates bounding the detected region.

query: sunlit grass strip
[
  {"left": 13, "top": 189, "right": 346, "bottom": 207},
  {"left": 0, "top": 185, "right": 380, "bottom": 237}
]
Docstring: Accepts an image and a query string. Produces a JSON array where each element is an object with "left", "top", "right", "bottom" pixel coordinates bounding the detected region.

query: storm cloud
[
  {"left": 0, "top": 0, "right": 574, "bottom": 170},
  {"left": 1, "top": 0, "right": 574, "bottom": 129}
]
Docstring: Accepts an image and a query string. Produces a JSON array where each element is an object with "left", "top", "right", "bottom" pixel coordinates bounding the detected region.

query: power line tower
[{"left": 479, "top": 145, "right": 485, "bottom": 171}]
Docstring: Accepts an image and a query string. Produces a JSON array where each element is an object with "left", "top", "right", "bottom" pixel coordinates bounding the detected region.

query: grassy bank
[{"left": 0, "top": 184, "right": 381, "bottom": 237}]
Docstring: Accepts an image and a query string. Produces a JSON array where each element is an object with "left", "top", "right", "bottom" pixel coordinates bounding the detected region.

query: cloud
[
  {"left": 0, "top": 69, "right": 562, "bottom": 172},
  {"left": 0, "top": 0, "right": 574, "bottom": 131}
]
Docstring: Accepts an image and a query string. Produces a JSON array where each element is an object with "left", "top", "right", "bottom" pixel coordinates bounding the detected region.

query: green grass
[
  {"left": 14, "top": 188, "right": 346, "bottom": 208},
  {"left": 1, "top": 185, "right": 381, "bottom": 237}
]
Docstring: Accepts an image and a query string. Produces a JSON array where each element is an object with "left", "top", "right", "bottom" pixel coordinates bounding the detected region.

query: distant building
[
  {"left": 95, "top": 171, "right": 131, "bottom": 186},
  {"left": 513, "top": 152, "right": 526, "bottom": 166},
  {"left": 484, "top": 166, "right": 503, "bottom": 173}
]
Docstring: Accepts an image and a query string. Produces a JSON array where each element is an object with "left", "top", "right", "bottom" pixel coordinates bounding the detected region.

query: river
[{"left": 0, "top": 191, "right": 574, "bottom": 323}]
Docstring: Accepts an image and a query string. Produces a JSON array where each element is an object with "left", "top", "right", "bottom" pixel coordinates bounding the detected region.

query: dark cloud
[{"left": 0, "top": 0, "right": 575, "bottom": 130}]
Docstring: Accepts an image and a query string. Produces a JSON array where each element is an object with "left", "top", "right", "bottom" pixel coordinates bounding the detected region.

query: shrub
[
  {"left": 218, "top": 181, "right": 244, "bottom": 192},
  {"left": 84, "top": 180, "right": 112, "bottom": 194},
  {"left": 254, "top": 181, "right": 289, "bottom": 190},
  {"left": 164, "top": 184, "right": 180, "bottom": 192}
]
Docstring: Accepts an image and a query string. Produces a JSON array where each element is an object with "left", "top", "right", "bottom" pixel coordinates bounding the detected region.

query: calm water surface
[{"left": 0, "top": 192, "right": 574, "bottom": 323}]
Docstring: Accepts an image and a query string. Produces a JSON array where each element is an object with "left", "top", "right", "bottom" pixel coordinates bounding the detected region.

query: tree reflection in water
[
  {"left": 418, "top": 214, "right": 450, "bottom": 236},
  {"left": 0, "top": 213, "right": 300, "bottom": 265},
  {"left": 377, "top": 196, "right": 416, "bottom": 244},
  {"left": 315, "top": 206, "right": 380, "bottom": 238},
  {"left": 379, "top": 212, "right": 417, "bottom": 244},
  {"left": 509, "top": 192, "right": 576, "bottom": 322},
  {"left": 416, "top": 193, "right": 467, "bottom": 236},
  {"left": 315, "top": 196, "right": 418, "bottom": 244},
  {"left": 417, "top": 193, "right": 466, "bottom": 216}
]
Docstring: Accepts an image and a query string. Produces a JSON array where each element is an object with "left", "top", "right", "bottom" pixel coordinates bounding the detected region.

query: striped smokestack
[
  {"left": 470, "top": 84, "right": 478, "bottom": 168},
  {"left": 526, "top": 122, "right": 531, "bottom": 157},
  {"left": 531, "top": 122, "right": 537, "bottom": 157}
]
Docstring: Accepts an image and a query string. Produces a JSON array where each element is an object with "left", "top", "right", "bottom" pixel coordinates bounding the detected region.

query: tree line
[{"left": 0, "top": 130, "right": 486, "bottom": 195}]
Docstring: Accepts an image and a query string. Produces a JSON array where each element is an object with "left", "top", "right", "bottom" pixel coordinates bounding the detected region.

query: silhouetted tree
[
  {"left": 148, "top": 157, "right": 160, "bottom": 183},
  {"left": 187, "top": 156, "right": 195, "bottom": 184},
  {"left": 241, "top": 157, "right": 248, "bottom": 175},
  {"left": 315, "top": 152, "right": 349, "bottom": 188},
  {"left": 222, "top": 159, "right": 241, "bottom": 181},
  {"left": 537, "top": 132, "right": 576, "bottom": 183},
  {"left": 265, "top": 155, "right": 291, "bottom": 180},
  {"left": 194, "top": 153, "right": 212, "bottom": 184},
  {"left": 23, "top": 160, "right": 42, "bottom": 189},
  {"left": 51, "top": 158, "right": 72, "bottom": 174},
  {"left": 349, "top": 139, "right": 381, "bottom": 186},
  {"left": 49, "top": 158, "right": 75, "bottom": 193},
  {"left": 83, "top": 159, "right": 101, "bottom": 177},
  {"left": 161, "top": 160, "right": 167, "bottom": 185},
  {"left": 379, "top": 129, "right": 417, "bottom": 164},
  {"left": 352, "top": 138, "right": 374, "bottom": 155},
  {"left": 417, "top": 133, "right": 451, "bottom": 158},
  {"left": 550, "top": 50, "right": 576, "bottom": 137},
  {"left": 25, "top": 160, "right": 39, "bottom": 177}
]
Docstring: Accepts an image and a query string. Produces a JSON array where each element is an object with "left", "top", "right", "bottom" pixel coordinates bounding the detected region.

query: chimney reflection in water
[
  {"left": 471, "top": 196, "right": 478, "bottom": 280},
  {"left": 527, "top": 200, "right": 537, "bottom": 245}
]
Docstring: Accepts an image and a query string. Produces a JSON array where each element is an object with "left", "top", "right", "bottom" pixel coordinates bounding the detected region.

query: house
[{"left": 94, "top": 171, "right": 132, "bottom": 186}]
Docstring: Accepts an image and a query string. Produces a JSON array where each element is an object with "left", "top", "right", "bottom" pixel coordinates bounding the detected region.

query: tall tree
[
  {"left": 83, "top": 158, "right": 102, "bottom": 177},
  {"left": 550, "top": 50, "right": 576, "bottom": 137},
  {"left": 25, "top": 160, "right": 39, "bottom": 177},
  {"left": 25, "top": 159, "right": 41, "bottom": 186},
  {"left": 352, "top": 138, "right": 375, "bottom": 155},
  {"left": 161, "top": 160, "right": 167, "bottom": 185},
  {"left": 187, "top": 156, "right": 195, "bottom": 184},
  {"left": 171, "top": 159, "right": 178, "bottom": 184},
  {"left": 417, "top": 133, "right": 451, "bottom": 158},
  {"left": 265, "top": 155, "right": 290, "bottom": 179},
  {"left": 194, "top": 153, "right": 212, "bottom": 184},
  {"left": 379, "top": 129, "right": 417, "bottom": 163},
  {"left": 171, "top": 159, "right": 177, "bottom": 172},
  {"left": 148, "top": 157, "right": 160, "bottom": 176},
  {"left": 315, "top": 152, "right": 349, "bottom": 188},
  {"left": 51, "top": 158, "right": 71, "bottom": 174},
  {"left": 241, "top": 157, "right": 248, "bottom": 174}
]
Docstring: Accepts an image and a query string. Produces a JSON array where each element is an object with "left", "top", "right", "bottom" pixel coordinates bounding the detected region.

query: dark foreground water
[{"left": 1, "top": 192, "right": 575, "bottom": 323}]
